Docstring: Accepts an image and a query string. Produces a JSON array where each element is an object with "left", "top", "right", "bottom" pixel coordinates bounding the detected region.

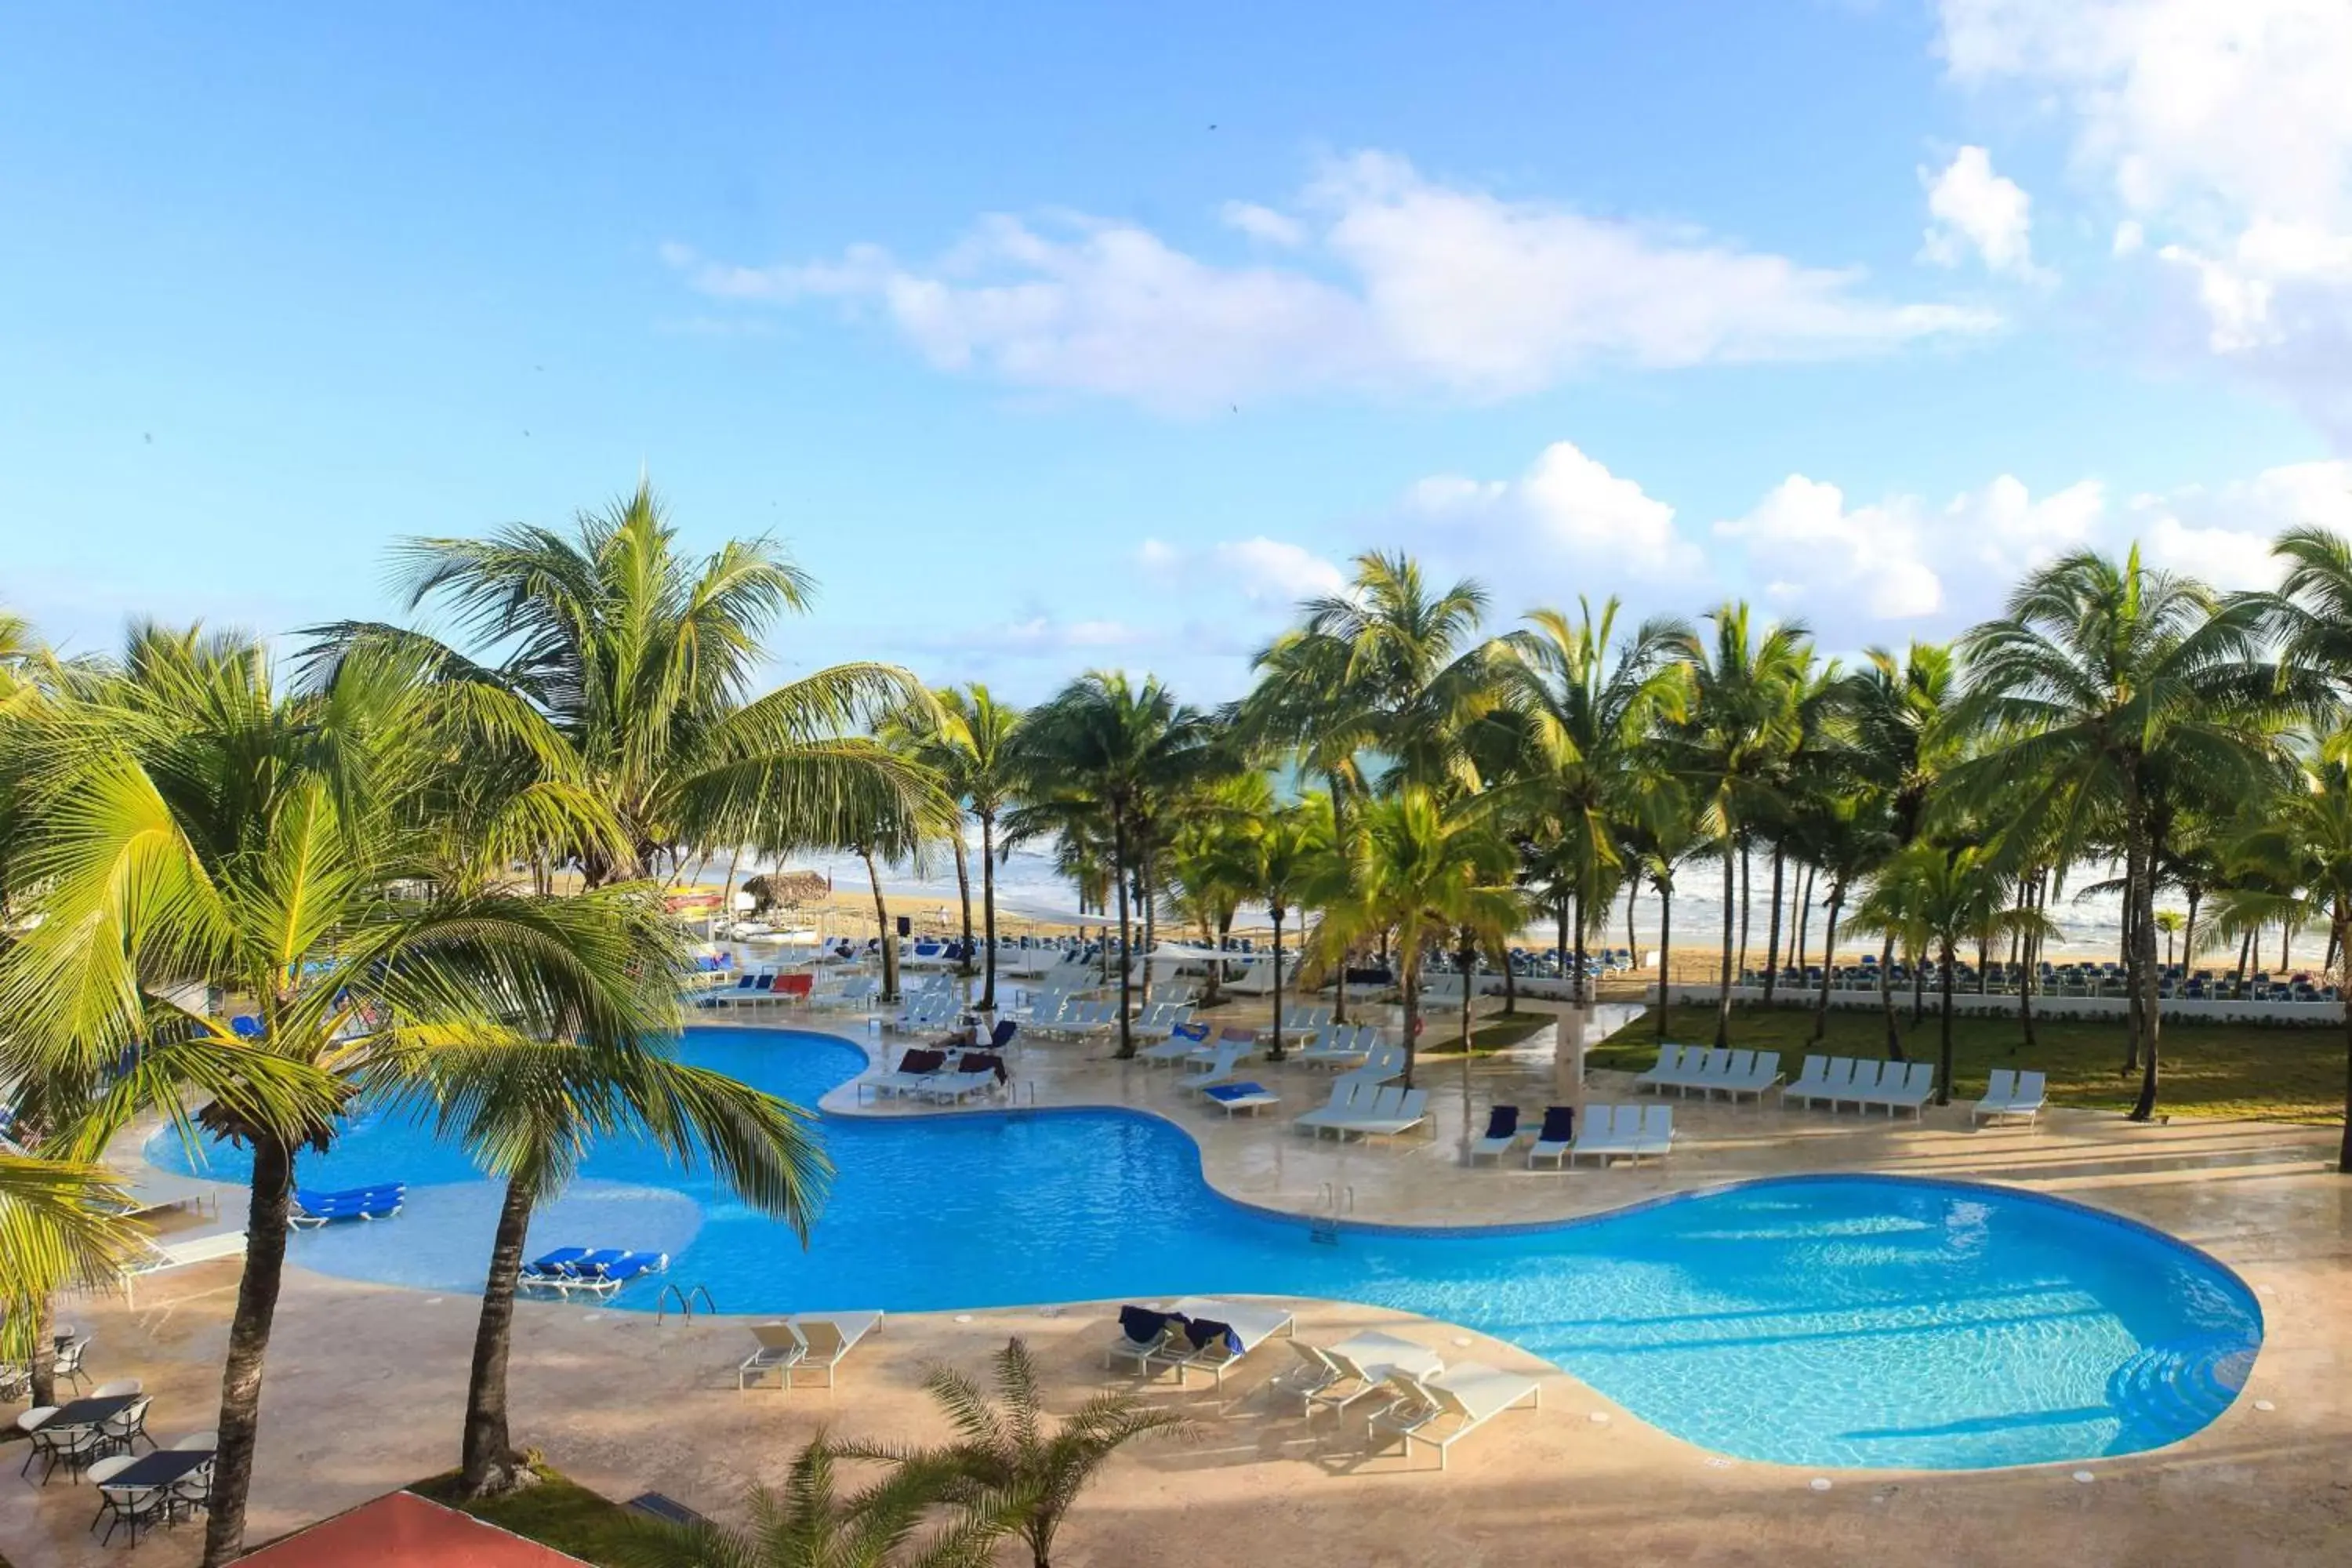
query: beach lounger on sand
[
  {"left": 1367, "top": 1364, "right": 1542, "bottom": 1469},
  {"left": 1163, "top": 1296, "right": 1294, "bottom": 1386},
  {"left": 118, "top": 1230, "right": 246, "bottom": 1308},
  {"left": 1105, "top": 1305, "right": 1189, "bottom": 1378},
  {"left": 739, "top": 1311, "right": 884, "bottom": 1390}
]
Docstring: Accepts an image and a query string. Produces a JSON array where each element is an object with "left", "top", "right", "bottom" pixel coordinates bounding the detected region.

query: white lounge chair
[
  {"left": 747, "top": 1311, "right": 885, "bottom": 1390},
  {"left": 1469, "top": 1105, "right": 1525, "bottom": 1163},
  {"left": 1294, "top": 1077, "right": 1370, "bottom": 1135},
  {"left": 1163, "top": 1296, "right": 1295, "bottom": 1386},
  {"left": 1348, "top": 1087, "right": 1431, "bottom": 1142},
  {"left": 1866, "top": 1061, "right": 1937, "bottom": 1118},
  {"left": 1791, "top": 1055, "right": 1855, "bottom": 1110},
  {"left": 1974, "top": 1068, "right": 2046, "bottom": 1127},
  {"left": 119, "top": 1230, "right": 246, "bottom": 1308},
  {"left": 1526, "top": 1106, "right": 1579, "bottom": 1169},
  {"left": 1367, "top": 1363, "right": 1542, "bottom": 1469}
]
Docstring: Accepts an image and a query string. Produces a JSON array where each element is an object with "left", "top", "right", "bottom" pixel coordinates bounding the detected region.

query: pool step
[{"left": 2105, "top": 1330, "right": 2257, "bottom": 1438}]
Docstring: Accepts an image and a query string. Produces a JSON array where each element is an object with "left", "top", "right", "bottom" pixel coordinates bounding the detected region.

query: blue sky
[{"left": 8, "top": 1, "right": 2350, "bottom": 701}]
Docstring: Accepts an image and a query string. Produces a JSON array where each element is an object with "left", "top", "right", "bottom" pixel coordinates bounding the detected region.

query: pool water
[{"left": 151, "top": 1028, "right": 2262, "bottom": 1471}]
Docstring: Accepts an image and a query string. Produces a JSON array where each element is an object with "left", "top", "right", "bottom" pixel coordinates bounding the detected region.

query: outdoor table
[
  {"left": 43, "top": 1393, "right": 139, "bottom": 1433},
  {"left": 95, "top": 1446, "right": 211, "bottom": 1545}
]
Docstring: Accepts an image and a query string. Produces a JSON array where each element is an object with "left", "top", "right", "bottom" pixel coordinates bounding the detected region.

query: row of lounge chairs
[
  {"left": 1292, "top": 1024, "right": 1388, "bottom": 1069},
  {"left": 1137, "top": 1022, "right": 1251, "bottom": 1065},
  {"left": 287, "top": 1182, "right": 405, "bottom": 1228},
  {"left": 1104, "top": 1297, "right": 1296, "bottom": 1387},
  {"left": 697, "top": 970, "right": 818, "bottom": 1009},
  {"left": 517, "top": 1247, "right": 668, "bottom": 1296},
  {"left": 1471, "top": 1104, "right": 1673, "bottom": 1167},
  {"left": 736, "top": 1311, "right": 885, "bottom": 1390},
  {"left": 1635, "top": 1046, "right": 1784, "bottom": 1101},
  {"left": 1785, "top": 1057, "right": 1939, "bottom": 1118},
  {"left": 869, "top": 1046, "right": 1013, "bottom": 1104},
  {"left": 1295, "top": 1080, "right": 1430, "bottom": 1142}
]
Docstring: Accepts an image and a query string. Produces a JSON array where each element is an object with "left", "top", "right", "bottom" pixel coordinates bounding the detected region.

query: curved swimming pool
[{"left": 151, "top": 1027, "right": 2261, "bottom": 1471}]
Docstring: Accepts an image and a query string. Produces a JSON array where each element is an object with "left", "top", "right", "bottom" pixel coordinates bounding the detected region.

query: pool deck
[{"left": 11, "top": 1000, "right": 2350, "bottom": 1566}]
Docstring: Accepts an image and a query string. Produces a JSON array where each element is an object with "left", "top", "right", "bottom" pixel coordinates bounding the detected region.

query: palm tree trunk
[
  {"left": 1795, "top": 863, "right": 1813, "bottom": 978},
  {"left": 951, "top": 833, "right": 976, "bottom": 984},
  {"left": 1762, "top": 843, "right": 1784, "bottom": 1004},
  {"left": 201, "top": 1131, "right": 295, "bottom": 1568},
  {"left": 979, "top": 812, "right": 1000, "bottom": 1011},
  {"left": 861, "top": 845, "right": 899, "bottom": 1004},
  {"left": 1737, "top": 843, "right": 1752, "bottom": 982},
  {"left": 1326, "top": 772, "right": 1350, "bottom": 1027},
  {"left": 1812, "top": 887, "right": 1842, "bottom": 1042},
  {"left": 26, "top": 1294, "right": 56, "bottom": 1406},
  {"left": 1570, "top": 885, "right": 1586, "bottom": 1011},
  {"left": 1911, "top": 951, "right": 1926, "bottom": 1026},
  {"left": 2235, "top": 929, "right": 2253, "bottom": 999},
  {"left": 1937, "top": 938, "right": 1957, "bottom": 1105},
  {"left": 2020, "top": 873, "right": 2039, "bottom": 1047},
  {"left": 459, "top": 1177, "right": 535, "bottom": 1496},
  {"left": 1501, "top": 941, "right": 1518, "bottom": 1016},
  {"left": 1458, "top": 929, "right": 1477, "bottom": 1051},
  {"left": 2121, "top": 881, "right": 2141, "bottom": 1071},
  {"left": 2281, "top": 921, "right": 2292, "bottom": 971},
  {"left": 1400, "top": 943, "right": 1421, "bottom": 1089},
  {"left": 1976, "top": 932, "right": 1991, "bottom": 995},
  {"left": 1879, "top": 931, "right": 1903, "bottom": 1061},
  {"left": 1139, "top": 842, "right": 1158, "bottom": 1007},
  {"left": 2128, "top": 818, "right": 2165, "bottom": 1121},
  {"left": 1715, "top": 842, "right": 1736, "bottom": 1047},
  {"left": 1268, "top": 908, "right": 1285, "bottom": 1062},
  {"left": 1656, "top": 880, "right": 1673, "bottom": 1044},
  {"left": 2336, "top": 910, "right": 2352, "bottom": 1173},
  {"left": 1112, "top": 814, "right": 1134, "bottom": 1058},
  {"left": 1555, "top": 895, "right": 1571, "bottom": 1001}
]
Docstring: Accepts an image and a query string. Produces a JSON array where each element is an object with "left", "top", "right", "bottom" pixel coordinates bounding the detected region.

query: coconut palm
[
  {"left": 845, "top": 1338, "right": 1189, "bottom": 1568},
  {"left": 927, "top": 686, "right": 1024, "bottom": 1008},
  {"left": 1254, "top": 801, "right": 1327, "bottom": 1060},
  {"left": 620, "top": 1432, "right": 1017, "bottom": 1568},
  {"left": 1848, "top": 842, "right": 2049, "bottom": 1105},
  {"left": 1011, "top": 674, "right": 1220, "bottom": 1058},
  {"left": 372, "top": 1035, "right": 829, "bottom": 1496},
  {"left": 1668, "top": 604, "right": 1812, "bottom": 1046},
  {"left": 1849, "top": 643, "right": 1959, "bottom": 1057},
  {"left": 0, "top": 627, "right": 682, "bottom": 1567},
  {"left": 2227, "top": 746, "right": 2352, "bottom": 1171},
  {"left": 1489, "top": 598, "right": 1686, "bottom": 1006},
  {"left": 0, "top": 1150, "right": 134, "bottom": 1388},
  {"left": 1951, "top": 547, "right": 2283, "bottom": 1120},
  {"left": 1310, "top": 787, "right": 1525, "bottom": 1083},
  {"left": 302, "top": 481, "right": 938, "bottom": 887}
]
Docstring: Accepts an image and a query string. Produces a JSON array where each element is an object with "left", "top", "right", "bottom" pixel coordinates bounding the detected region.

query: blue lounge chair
[
  {"left": 229, "top": 1015, "right": 264, "bottom": 1039},
  {"left": 289, "top": 1183, "right": 405, "bottom": 1227},
  {"left": 521, "top": 1247, "right": 591, "bottom": 1287},
  {"left": 574, "top": 1250, "right": 667, "bottom": 1294},
  {"left": 988, "top": 1018, "right": 1019, "bottom": 1051}
]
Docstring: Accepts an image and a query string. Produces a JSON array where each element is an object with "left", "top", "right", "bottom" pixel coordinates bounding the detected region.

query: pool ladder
[
  {"left": 1310, "top": 1183, "right": 1353, "bottom": 1246},
  {"left": 655, "top": 1283, "right": 717, "bottom": 1323}
]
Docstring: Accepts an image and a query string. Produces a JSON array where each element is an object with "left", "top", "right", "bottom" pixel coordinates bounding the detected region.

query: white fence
[{"left": 1664, "top": 982, "right": 2343, "bottom": 1027}]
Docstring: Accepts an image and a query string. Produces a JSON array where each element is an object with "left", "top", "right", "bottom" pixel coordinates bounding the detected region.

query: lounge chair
[
  {"left": 1105, "top": 1305, "right": 1189, "bottom": 1378},
  {"left": 289, "top": 1183, "right": 405, "bottom": 1227},
  {"left": 1139, "top": 1022, "right": 1210, "bottom": 1064},
  {"left": 1348, "top": 1087, "right": 1431, "bottom": 1142},
  {"left": 1367, "top": 1364, "right": 1542, "bottom": 1469},
  {"left": 1180, "top": 1042, "right": 1245, "bottom": 1088},
  {"left": 1272, "top": 1340, "right": 1349, "bottom": 1413},
  {"left": 1569, "top": 1105, "right": 1666, "bottom": 1166},
  {"left": 1526, "top": 1105, "right": 1578, "bottom": 1169},
  {"left": 520, "top": 1247, "right": 591, "bottom": 1287},
  {"left": 1202, "top": 1082, "right": 1280, "bottom": 1117},
  {"left": 1865, "top": 1061, "right": 1937, "bottom": 1118},
  {"left": 1293, "top": 1078, "right": 1370, "bottom": 1135},
  {"left": 577, "top": 1250, "right": 666, "bottom": 1293},
  {"left": 1834, "top": 1058, "right": 1886, "bottom": 1112},
  {"left": 1791, "top": 1054, "right": 1856, "bottom": 1110},
  {"left": 740, "top": 1311, "right": 885, "bottom": 1390},
  {"left": 118, "top": 1232, "right": 246, "bottom": 1308},
  {"left": 1975, "top": 1069, "right": 2047, "bottom": 1127},
  {"left": 1785, "top": 1054, "right": 1831, "bottom": 1105},
  {"left": 1469, "top": 1105, "right": 1522, "bottom": 1163},
  {"left": 872, "top": 1048, "right": 949, "bottom": 1098},
  {"left": 1164, "top": 1296, "right": 1294, "bottom": 1385}
]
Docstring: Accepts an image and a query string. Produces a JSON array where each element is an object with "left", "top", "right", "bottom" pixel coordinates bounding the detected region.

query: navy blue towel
[
  {"left": 1537, "top": 1105, "right": 1576, "bottom": 1142},
  {"left": 1119, "top": 1305, "right": 1172, "bottom": 1345},
  {"left": 1483, "top": 1105, "right": 1519, "bottom": 1140}
]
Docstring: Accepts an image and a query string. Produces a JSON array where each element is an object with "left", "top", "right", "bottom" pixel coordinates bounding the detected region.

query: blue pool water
[{"left": 151, "top": 1028, "right": 2262, "bottom": 1471}]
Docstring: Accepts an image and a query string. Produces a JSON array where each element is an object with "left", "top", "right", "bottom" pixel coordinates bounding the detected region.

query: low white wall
[{"left": 1660, "top": 982, "right": 2343, "bottom": 1026}]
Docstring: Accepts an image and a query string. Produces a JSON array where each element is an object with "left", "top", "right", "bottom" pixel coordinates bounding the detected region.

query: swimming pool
[{"left": 150, "top": 1027, "right": 2262, "bottom": 1471}]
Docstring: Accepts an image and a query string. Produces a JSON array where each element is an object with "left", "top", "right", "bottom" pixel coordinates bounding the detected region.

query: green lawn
[
  {"left": 409, "top": 1466, "right": 651, "bottom": 1566},
  {"left": 1588, "top": 1003, "right": 2347, "bottom": 1125}
]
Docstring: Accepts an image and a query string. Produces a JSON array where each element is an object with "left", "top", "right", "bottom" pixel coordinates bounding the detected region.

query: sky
[{"left": 7, "top": 0, "right": 2352, "bottom": 704}]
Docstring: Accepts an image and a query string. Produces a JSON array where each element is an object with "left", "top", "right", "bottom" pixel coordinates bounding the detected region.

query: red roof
[{"left": 238, "top": 1490, "right": 595, "bottom": 1566}]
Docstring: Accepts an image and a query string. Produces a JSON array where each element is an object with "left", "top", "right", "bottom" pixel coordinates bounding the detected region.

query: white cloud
[
  {"left": 931, "top": 616, "right": 1150, "bottom": 655},
  {"left": 1920, "top": 146, "right": 2048, "bottom": 278},
  {"left": 1399, "top": 440, "right": 1700, "bottom": 581},
  {"left": 1715, "top": 477, "right": 1945, "bottom": 619},
  {"left": 666, "top": 151, "right": 1998, "bottom": 412},
  {"left": 1139, "top": 536, "right": 1348, "bottom": 604},
  {"left": 1937, "top": 0, "right": 2352, "bottom": 438},
  {"left": 2126, "top": 459, "right": 2352, "bottom": 588}
]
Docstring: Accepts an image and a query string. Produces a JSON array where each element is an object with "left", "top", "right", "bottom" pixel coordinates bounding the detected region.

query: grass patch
[
  {"left": 409, "top": 1465, "right": 649, "bottom": 1567},
  {"left": 1588, "top": 1003, "right": 2346, "bottom": 1124}
]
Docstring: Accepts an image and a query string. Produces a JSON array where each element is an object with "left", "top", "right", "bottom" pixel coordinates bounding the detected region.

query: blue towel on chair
[
  {"left": 1172, "top": 1021, "right": 1210, "bottom": 1041},
  {"left": 1203, "top": 1082, "right": 1265, "bottom": 1102},
  {"left": 1537, "top": 1105, "right": 1575, "bottom": 1142},
  {"left": 1184, "top": 1317, "right": 1242, "bottom": 1355},
  {"left": 1483, "top": 1105, "right": 1519, "bottom": 1139},
  {"left": 1119, "top": 1305, "right": 1174, "bottom": 1345}
]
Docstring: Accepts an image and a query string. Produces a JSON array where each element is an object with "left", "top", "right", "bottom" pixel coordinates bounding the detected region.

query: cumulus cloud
[
  {"left": 1937, "top": 0, "right": 2352, "bottom": 439},
  {"left": 1399, "top": 440, "right": 1700, "bottom": 582},
  {"left": 664, "top": 151, "right": 1998, "bottom": 412},
  {"left": 1715, "top": 477, "right": 1945, "bottom": 619},
  {"left": 1139, "top": 536, "right": 1348, "bottom": 604},
  {"left": 1919, "top": 147, "right": 2048, "bottom": 279},
  {"left": 2125, "top": 459, "right": 2352, "bottom": 588}
]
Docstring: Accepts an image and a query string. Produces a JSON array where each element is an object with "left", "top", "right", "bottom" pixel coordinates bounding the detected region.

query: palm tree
[
  {"left": 0, "top": 629, "right": 679, "bottom": 1567},
  {"left": 2154, "top": 909, "right": 2186, "bottom": 968},
  {"left": 1849, "top": 842, "right": 2046, "bottom": 1104},
  {"left": 1246, "top": 799, "right": 1329, "bottom": 1060},
  {"left": 1848, "top": 643, "right": 1958, "bottom": 1056},
  {"left": 846, "top": 1338, "right": 1189, "bottom": 1568},
  {"left": 2227, "top": 747, "right": 2352, "bottom": 1172},
  {"left": 376, "top": 1035, "right": 829, "bottom": 1497},
  {"left": 1490, "top": 599, "right": 1686, "bottom": 1007},
  {"left": 1012, "top": 674, "right": 1220, "bottom": 1058},
  {"left": 622, "top": 1432, "right": 1016, "bottom": 1568},
  {"left": 0, "top": 1150, "right": 134, "bottom": 1388},
  {"left": 1311, "top": 787, "right": 1524, "bottom": 1084},
  {"left": 930, "top": 686, "right": 1024, "bottom": 1009},
  {"left": 303, "top": 481, "right": 938, "bottom": 888},
  {"left": 1952, "top": 547, "right": 2282, "bottom": 1120},
  {"left": 1614, "top": 777, "right": 1704, "bottom": 1043},
  {"left": 1668, "top": 604, "right": 1812, "bottom": 1046},
  {"left": 1783, "top": 789, "right": 1895, "bottom": 1042}
]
